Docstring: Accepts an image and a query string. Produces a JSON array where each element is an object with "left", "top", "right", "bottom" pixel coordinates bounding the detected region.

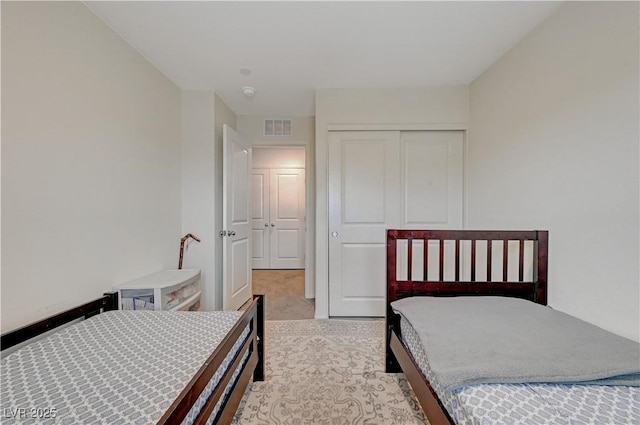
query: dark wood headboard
[{"left": 387, "top": 229, "right": 548, "bottom": 305}]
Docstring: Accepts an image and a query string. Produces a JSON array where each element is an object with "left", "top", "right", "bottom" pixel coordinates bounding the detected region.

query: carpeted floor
[
  {"left": 252, "top": 269, "right": 315, "bottom": 320},
  {"left": 233, "top": 319, "right": 428, "bottom": 425}
]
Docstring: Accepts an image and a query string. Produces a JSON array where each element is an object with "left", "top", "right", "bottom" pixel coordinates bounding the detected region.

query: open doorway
[{"left": 250, "top": 146, "right": 313, "bottom": 319}]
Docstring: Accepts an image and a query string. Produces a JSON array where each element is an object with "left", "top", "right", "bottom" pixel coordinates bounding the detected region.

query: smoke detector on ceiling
[{"left": 242, "top": 86, "right": 256, "bottom": 98}]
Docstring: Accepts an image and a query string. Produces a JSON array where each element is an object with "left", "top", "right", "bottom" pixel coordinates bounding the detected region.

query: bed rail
[
  {"left": 159, "top": 294, "right": 265, "bottom": 425},
  {"left": 1, "top": 292, "right": 264, "bottom": 425},
  {"left": 1, "top": 292, "right": 119, "bottom": 351}
]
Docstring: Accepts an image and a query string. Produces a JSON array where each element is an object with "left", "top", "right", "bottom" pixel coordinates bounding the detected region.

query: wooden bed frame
[
  {"left": 1, "top": 292, "right": 265, "bottom": 425},
  {"left": 385, "top": 229, "right": 548, "bottom": 425}
]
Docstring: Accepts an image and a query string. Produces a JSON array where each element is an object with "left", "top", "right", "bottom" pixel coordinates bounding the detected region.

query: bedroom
[{"left": 1, "top": 1, "right": 638, "bottom": 424}]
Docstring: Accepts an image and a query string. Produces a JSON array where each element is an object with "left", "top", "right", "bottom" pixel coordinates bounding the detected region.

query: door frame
[{"left": 251, "top": 144, "right": 313, "bottom": 298}]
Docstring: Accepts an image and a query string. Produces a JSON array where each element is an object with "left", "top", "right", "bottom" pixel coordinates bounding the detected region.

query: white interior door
[
  {"left": 396, "top": 131, "right": 464, "bottom": 281},
  {"left": 269, "top": 168, "right": 305, "bottom": 269},
  {"left": 329, "top": 132, "right": 400, "bottom": 316},
  {"left": 222, "top": 125, "right": 253, "bottom": 310},
  {"left": 328, "top": 130, "right": 464, "bottom": 317},
  {"left": 251, "top": 168, "right": 270, "bottom": 269},
  {"left": 251, "top": 168, "right": 305, "bottom": 269}
]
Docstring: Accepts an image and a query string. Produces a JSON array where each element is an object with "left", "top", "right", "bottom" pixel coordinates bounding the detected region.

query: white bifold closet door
[
  {"left": 251, "top": 168, "right": 305, "bottom": 269},
  {"left": 328, "top": 131, "right": 463, "bottom": 316}
]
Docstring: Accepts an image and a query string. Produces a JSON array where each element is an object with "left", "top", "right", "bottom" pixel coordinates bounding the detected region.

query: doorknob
[
  {"left": 229, "top": 230, "right": 236, "bottom": 236},
  {"left": 331, "top": 231, "right": 338, "bottom": 237},
  {"left": 264, "top": 223, "right": 269, "bottom": 227},
  {"left": 271, "top": 223, "right": 275, "bottom": 227}
]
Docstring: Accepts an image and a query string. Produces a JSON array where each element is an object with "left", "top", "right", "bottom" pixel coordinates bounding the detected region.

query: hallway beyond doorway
[{"left": 252, "top": 270, "right": 314, "bottom": 320}]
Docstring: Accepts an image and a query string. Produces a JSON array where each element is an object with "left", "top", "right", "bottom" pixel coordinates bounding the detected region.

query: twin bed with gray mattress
[
  {"left": 385, "top": 229, "right": 640, "bottom": 425},
  {"left": 1, "top": 293, "right": 264, "bottom": 424}
]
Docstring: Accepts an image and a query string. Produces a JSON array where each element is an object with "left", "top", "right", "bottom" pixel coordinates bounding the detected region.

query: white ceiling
[{"left": 86, "top": 1, "right": 562, "bottom": 116}]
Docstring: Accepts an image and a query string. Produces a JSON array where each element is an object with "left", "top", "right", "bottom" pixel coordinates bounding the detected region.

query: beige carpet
[
  {"left": 233, "top": 319, "right": 427, "bottom": 425},
  {"left": 252, "top": 270, "right": 315, "bottom": 320}
]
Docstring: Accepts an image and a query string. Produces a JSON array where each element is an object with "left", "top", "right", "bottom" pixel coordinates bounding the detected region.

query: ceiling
[{"left": 86, "top": 1, "right": 562, "bottom": 117}]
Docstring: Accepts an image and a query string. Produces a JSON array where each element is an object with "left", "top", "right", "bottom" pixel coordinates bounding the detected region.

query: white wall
[
  {"left": 181, "top": 93, "right": 237, "bottom": 311},
  {"left": 469, "top": 2, "right": 639, "bottom": 341},
  {"left": 315, "top": 87, "right": 469, "bottom": 318},
  {"left": 237, "top": 115, "right": 316, "bottom": 298},
  {"left": 181, "top": 91, "right": 216, "bottom": 310},
  {"left": 1, "top": 2, "right": 182, "bottom": 332}
]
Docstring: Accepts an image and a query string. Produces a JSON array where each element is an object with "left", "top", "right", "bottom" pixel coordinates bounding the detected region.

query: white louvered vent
[{"left": 264, "top": 119, "right": 293, "bottom": 136}]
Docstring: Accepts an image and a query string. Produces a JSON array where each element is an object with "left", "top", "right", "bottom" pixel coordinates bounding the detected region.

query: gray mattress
[
  {"left": 399, "top": 316, "right": 640, "bottom": 425},
  {"left": 1, "top": 310, "right": 248, "bottom": 424}
]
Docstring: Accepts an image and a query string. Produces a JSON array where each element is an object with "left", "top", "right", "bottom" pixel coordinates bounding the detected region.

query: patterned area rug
[{"left": 233, "top": 320, "right": 427, "bottom": 425}]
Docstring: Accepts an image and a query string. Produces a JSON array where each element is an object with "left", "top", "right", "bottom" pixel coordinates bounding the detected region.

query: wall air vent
[{"left": 264, "top": 119, "right": 293, "bottom": 136}]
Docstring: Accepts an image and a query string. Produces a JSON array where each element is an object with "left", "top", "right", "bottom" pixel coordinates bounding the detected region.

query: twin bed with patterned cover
[
  {"left": 385, "top": 230, "right": 640, "bottom": 425},
  {"left": 1, "top": 293, "right": 264, "bottom": 424}
]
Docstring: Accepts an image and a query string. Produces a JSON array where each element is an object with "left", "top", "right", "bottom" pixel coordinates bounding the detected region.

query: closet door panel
[
  {"left": 400, "top": 131, "right": 464, "bottom": 228},
  {"left": 328, "top": 131, "right": 400, "bottom": 316},
  {"left": 269, "top": 168, "right": 305, "bottom": 269},
  {"left": 251, "top": 169, "right": 270, "bottom": 269},
  {"left": 396, "top": 131, "right": 464, "bottom": 283}
]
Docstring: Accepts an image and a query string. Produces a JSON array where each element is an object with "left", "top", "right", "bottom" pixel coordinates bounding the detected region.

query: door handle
[
  {"left": 229, "top": 230, "right": 236, "bottom": 236},
  {"left": 271, "top": 223, "right": 275, "bottom": 227},
  {"left": 264, "top": 223, "right": 269, "bottom": 227},
  {"left": 331, "top": 231, "right": 338, "bottom": 238}
]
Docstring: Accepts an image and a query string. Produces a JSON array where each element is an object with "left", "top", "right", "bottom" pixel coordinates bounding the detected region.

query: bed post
[
  {"left": 103, "top": 291, "right": 119, "bottom": 311},
  {"left": 386, "top": 230, "right": 402, "bottom": 373},
  {"left": 386, "top": 308, "right": 402, "bottom": 373},
  {"left": 253, "top": 294, "right": 265, "bottom": 382},
  {"left": 535, "top": 231, "right": 549, "bottom": 305}
]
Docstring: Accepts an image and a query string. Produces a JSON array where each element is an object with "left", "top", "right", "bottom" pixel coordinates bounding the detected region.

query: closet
[
  {"left": 328, "top": 131, "right": 463, "bottom": 316},
  {"left": 251, "top": 148, "right": 305, "bottom": 269}
]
